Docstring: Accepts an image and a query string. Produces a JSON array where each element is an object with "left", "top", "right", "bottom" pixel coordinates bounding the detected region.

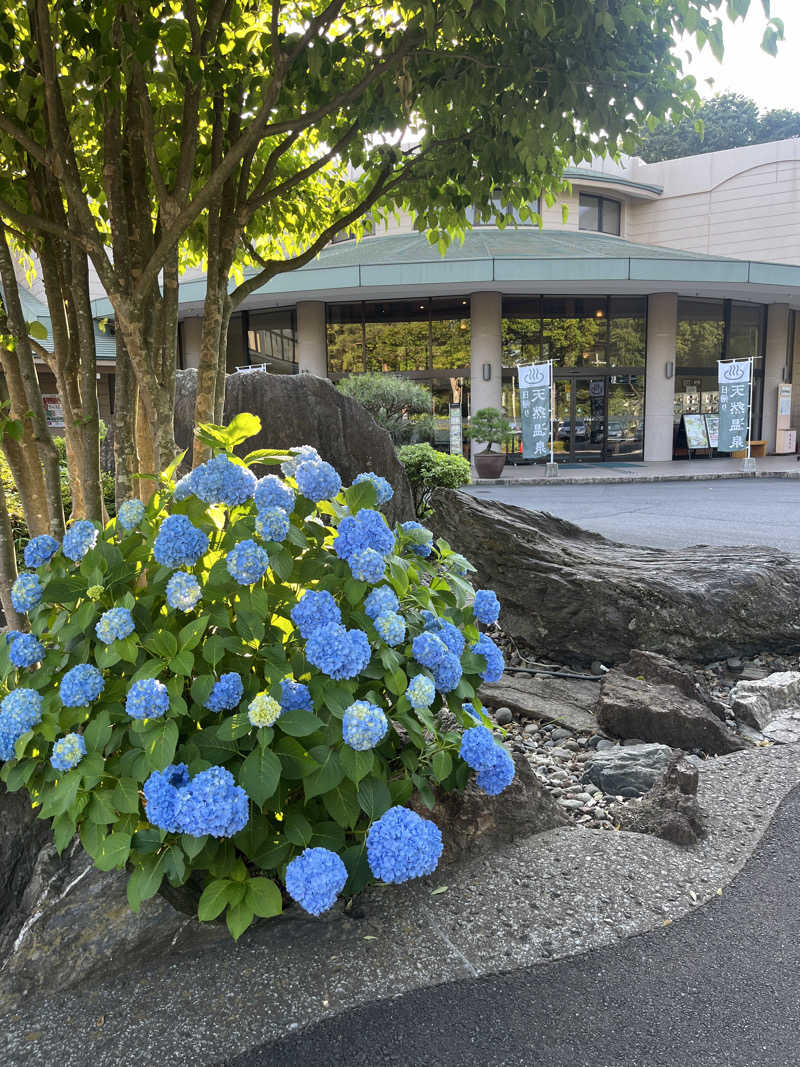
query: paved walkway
[
  {"left": 226, "top": 784, "right": 800, "bottom": 1067},
  {"left": 473, "top": 453, "right": 800, "bottom": 486}
]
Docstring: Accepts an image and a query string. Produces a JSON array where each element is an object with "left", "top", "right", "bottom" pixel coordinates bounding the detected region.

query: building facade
[{"left": 29, "top": 136, "right": 800, "bottom": 463}]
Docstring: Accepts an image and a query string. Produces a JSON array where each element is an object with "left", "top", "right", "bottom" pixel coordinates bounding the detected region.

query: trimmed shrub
[{"left": 397, "top": 443, "right": 471, "bottom": 516}]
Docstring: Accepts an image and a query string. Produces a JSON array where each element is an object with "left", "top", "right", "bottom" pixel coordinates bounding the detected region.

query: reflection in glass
[
  {"left": 247, "top": 309, "right": 297, "bottom": 365},
  {"left": 676, "top": 299, "right": 724, "bottom": 367}
]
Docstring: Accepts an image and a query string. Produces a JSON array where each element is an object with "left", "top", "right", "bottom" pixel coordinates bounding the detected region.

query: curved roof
[
  {"left": 89, "top": 228, "right": 800, "bottom": 318},
  {"left": 562, "top": 166, "right": 663, "bottom": 196}
]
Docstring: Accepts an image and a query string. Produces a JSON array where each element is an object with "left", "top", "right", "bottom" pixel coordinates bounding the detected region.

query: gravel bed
[{"left": 3, "top": 744, "right": 799, "bottom": 1067}]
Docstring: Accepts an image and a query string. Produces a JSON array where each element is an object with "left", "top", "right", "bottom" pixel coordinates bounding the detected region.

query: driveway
[{"left": 465, "top": 479, "right": 800, "bottom": 552}]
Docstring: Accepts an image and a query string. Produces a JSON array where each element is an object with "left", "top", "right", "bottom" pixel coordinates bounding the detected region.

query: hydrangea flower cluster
[
  {"left": 255, "top": 506, "right": 290, "bottom": 543},
  {"left": 422, "top": 613, "right": 465, "bottom": 657},
  {"left": 226, "top": 539, "right": 269, "bottom": 585},
  {"left": 432, "top": 652, "right": 462, "bottom": 693},
  {"left": 290, "top": 590, "right": 341, "bottom": 639},
  {"left": 374, "top": 611, "right": 406, "bottom": 646},
  {"left": 406, "top": 674, "right": 435, "bottom": 709},
  {"left": 412, "top": 632, "right": 447, "bottom": 668},
  {"left": 353, "top": 471, "right": 394, "bottom": 505},
  {"left": 165, "top": 571, "right": 202, "bottom": 611},
  {"left": 205, "top": 673, "right": 244, "bottom": 712},
  {"left": 400, "top": 520, "right": 433, "bottom": 557},
  {"left": 153, "top": 515, "right": 209, "bottom": 568},
  {"left": 248, "top": 692, "right": 283, "bottom": 727},
  {"left": 63, "top": 520, "right": 98, "bottom": 562},
  {"left": 459, "top": 725, "right": 515, "bottom": 796},
  {"left": 95, "top": 607, "right": 135, "bottom": 645},
  {"left": 285, "top": 847, "right": 348, "bottom": 915},
  {"left": 144, "top": 763, "right": 249, "bottom": 838},
  {"left": 475, "top": 746, "right": 515, "bottom": 795},
  {"left": 305, "top": 623, "right": 371, "bottom": 680},
  {"left": 348, "top": 547, "right": 387, "bottom": 584},
  {"left": 185, "top": 455, "right": 257, "bottom": 507},
  {"left": 117, "top": 498, "right": 146, "bottom": 530},
  {"left": 51, "top": 733, "right": 86, "bottom": 772},
  {"left": 125, "top": 678, "right": 170, "bottom": 720},
  {"left": 471, "top": 634, "right": 505, "bottom": 683},
  {"left": 11, "top": 573, "right": 42, "bottom": 613},
  {"left": 366, "top": 806, "right": 443, "bottom": 884},
  {"left": 254, "top": 474, "right": 295, "bottom": 513},
  {"left": 473, "top": 589, "right": 501, "bottom": 625},
  {"left": 23, "top": 534, "right": 59, "bottom": 567},
  {"left": 295, "top": 459, "right": 342, "bottom": 502},
  {"left": 0, "top": 688, "right": 43, "bottom": 760},
  {"left": 60, "top": 664, "right": 105, "bottom": 707},
  {"left": 280, "top": 679, "right": 313, "bottom": 712},
  {"left": 8, "top": 632, "right": 45, "bottom": 669},
  {"left": 281, "top": 445, "right": 320, "bottom": 478},
  {"left": 364, "top": 585, "right": 398, "bottom": 619},
  {"left": 342, "top": 700, "right": 388, "bottom": 750},
  {"left": 334, "top": 509, "right": 395, "bottom": 567}
]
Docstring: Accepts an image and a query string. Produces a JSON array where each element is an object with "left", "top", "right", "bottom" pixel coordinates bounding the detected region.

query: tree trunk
[
  {"left": 0, "top": 477, "right": 23, "bottom": 629},
  {"left": 0, "top": 225, "right": 64, "bottom": 537},
  {"left": 113, "top": 338, "right": 138, "bottom": 506}
]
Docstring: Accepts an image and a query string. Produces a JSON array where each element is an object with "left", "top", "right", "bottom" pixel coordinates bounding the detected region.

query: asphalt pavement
[
  {"left": 225, "top": 784, "right": 800, "bottom": 1067},
  {"left": 465, "top": 478, "right": 800, "bottom": 552}
]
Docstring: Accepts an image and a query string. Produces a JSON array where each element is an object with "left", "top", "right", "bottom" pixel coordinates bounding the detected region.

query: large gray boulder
[
  {"left": 430, "top": 488, "right": 800, "bottom": 665},
  {"left": 582, "top": 743, "right": 675, "bottom": 798},
  {"left": 596, "top": 670, "right": 743, "bottom": 755},
  {"left": 174, "top": 369, "right": 415, "bottom": 525},
  {"left": 729, "top": 671, "right": 800, "bottom": 730}
]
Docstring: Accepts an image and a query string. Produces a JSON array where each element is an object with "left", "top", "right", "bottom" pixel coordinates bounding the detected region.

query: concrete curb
[
  {"left": 3, "top": 744, "right": 799, "bottom": 1067},
  {"left": 473, "top": 470, "right": 800, "bottom": 487}
]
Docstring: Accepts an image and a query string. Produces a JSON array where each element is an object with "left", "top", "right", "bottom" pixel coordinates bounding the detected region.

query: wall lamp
[
  {"left": 665, "top": 360, "right": 674, "bottom": 379},
  {"left": 482, "top": 363, "right": 492, "bottom": 381}
]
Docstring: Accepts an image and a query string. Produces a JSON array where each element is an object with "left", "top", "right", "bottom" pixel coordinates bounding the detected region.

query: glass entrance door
[{"left": 554, "top": 376, "right": 606, "bottom": 461}]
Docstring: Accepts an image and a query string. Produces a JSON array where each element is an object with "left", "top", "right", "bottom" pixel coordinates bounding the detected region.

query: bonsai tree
[
  {"left": 337, "top": 374, "right": 435, "bottom": 445},
  {"left": 397, "top": 444, "right": 471, "bottom": 516},
  {"left": 464, "top": 409, "right": 513, "bottom": 454}
]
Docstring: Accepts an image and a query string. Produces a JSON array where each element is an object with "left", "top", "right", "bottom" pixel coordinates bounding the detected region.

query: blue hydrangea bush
[{"left": 0, "top": 413, "right": 511, "bottom": 939}]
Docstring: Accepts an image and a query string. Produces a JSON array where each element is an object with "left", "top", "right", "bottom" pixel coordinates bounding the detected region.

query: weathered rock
[
  {"left": 411, "top": 752, "right": 566, "bottom": 865},
  {"left": 613, "top": 754, "right": 707, "bottom": 846},
  {"left": 622, "top": 649, "right": 728, "bottom": 721},
  {"left": 430, "top": 488, "right": 800, "bottom": 664},
  {"left": 0, "top": 788, "right": 226, "bottom": 1006},
  {"left": 479, "top": 674, "right": 600, "bottom": 733},
  {"left": 173, "top": 369, "right": 415, "bottom": 525},
  {"left": 761, "top": 711, "right": 800, "bottom": 744},
  {"left": 729, "top": 671, "right": 800, "bottom": 730},
  {"left": 596, "top": 670, "right": 743, "bottom": 755},
  {"left": 582, "top": 743, "right": 675, "bottom": 797},
  {"left": 0, "top": 785, "right": 51, "bottom": 960}
]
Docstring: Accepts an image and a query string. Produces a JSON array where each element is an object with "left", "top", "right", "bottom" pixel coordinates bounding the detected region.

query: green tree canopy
[
  {"left": 0, "top": 0, "right": 782, "bottom": 487},
  {"left": 638, "top": 91, "right": 799, "bottom": 162}
]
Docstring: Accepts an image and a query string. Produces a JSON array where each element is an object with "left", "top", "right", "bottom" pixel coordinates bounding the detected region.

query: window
[
  {"left": 578, "top": 194, "right": 621, "bottom": 235},
  {"left": 247, "top": 309, "right": 297, "bottom": 365},
  {"left": 466, "top": 197, "right": 541, "bottom": 227}
]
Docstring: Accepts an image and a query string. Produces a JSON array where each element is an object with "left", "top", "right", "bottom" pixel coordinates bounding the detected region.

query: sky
[{"left": 678, "top": 0, "right": 800, "bottom": 111}]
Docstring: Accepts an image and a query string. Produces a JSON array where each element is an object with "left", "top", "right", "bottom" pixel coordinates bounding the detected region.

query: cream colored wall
[{"left": 627, "top": 140, "right": 800, "bottom": 264}]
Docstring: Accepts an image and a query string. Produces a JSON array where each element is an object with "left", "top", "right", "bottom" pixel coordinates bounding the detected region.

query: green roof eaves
[{"left": 563, "top": 167, "right": 663, "bottom": 196}]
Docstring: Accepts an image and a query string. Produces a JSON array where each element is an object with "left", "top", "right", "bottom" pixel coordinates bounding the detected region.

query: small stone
[
  {"left": 550, "top": 727, "right": 573, "bottom": 741},
  {"left": 591, "top": 661, "right": 607, "bottom": 676},
  {"left": 596, "top": 739, "right": 617, "bottom": 752},
  {"left": 623, "top": 738, "right": 646, "bottom": 746},
  {"left": 558, "top": 798, "right": 585, "bottom": 809},
  {"left": 727, "top": 658, "right": 743, "bottom": 670},
  {"left": 494, "top": 707, "right": 514, "bottom": 726}
]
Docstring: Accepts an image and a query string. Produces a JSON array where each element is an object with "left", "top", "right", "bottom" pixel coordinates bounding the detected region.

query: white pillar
[
  {"left": 644, "top": 293, "right": 677, "bottom": 462},
  {"left": 762, "top": 303, "right": 790, "bottom": 454},
  {"left": 180, "top": 317, "right": 203, "bottom": 369},
  {"left": 296, "top": 300, "right": 327, "bottom": 376},
  {"left": 469, "top": 289, "right": 502, "bottom": 418}
]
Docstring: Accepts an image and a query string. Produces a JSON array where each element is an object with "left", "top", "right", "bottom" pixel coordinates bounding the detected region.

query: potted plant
[{"left": 465, "top": 407, "right": 512, "bottom": 478}]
